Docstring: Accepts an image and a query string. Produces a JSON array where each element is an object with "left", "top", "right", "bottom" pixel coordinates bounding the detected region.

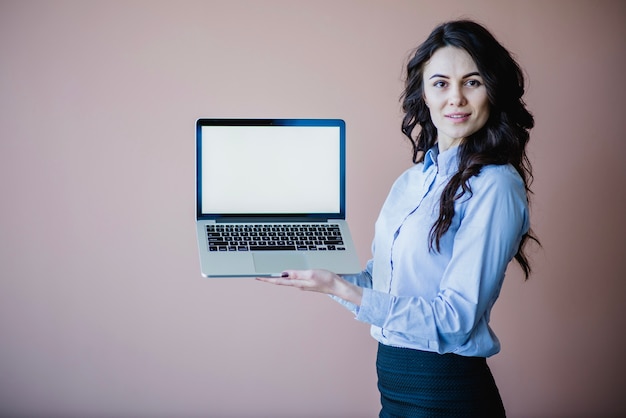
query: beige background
[{"left": 1, "top": 1, "right": 625, "bottom": 417}]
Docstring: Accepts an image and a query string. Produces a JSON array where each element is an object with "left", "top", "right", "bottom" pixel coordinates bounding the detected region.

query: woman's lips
[{"left": 445, "top": 113, "right": 470, "bottom": 122}]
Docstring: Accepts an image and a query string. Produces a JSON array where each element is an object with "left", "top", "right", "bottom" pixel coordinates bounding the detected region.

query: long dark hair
[{"left": 401, "top": 20, "right": 538, "bottom": 279}]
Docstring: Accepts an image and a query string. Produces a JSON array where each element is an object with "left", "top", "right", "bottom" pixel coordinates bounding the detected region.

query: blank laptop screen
[{"left": 199, "top": 124, "right": 342, "bottom": 216}]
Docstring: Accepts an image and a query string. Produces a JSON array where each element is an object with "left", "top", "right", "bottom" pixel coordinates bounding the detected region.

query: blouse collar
[{"left": 423, "top": 144, "right": 460, "bottom": 175}]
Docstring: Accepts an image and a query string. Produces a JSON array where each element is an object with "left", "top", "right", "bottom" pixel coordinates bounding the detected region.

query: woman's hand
[{"left": 257, "top": 269, "right": 363, "bottom": 306}]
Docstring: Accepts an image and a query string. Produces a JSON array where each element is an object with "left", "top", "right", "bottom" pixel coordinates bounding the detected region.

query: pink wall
[{"left": 1, "top": 1, "right": 625, "bottom": 416}]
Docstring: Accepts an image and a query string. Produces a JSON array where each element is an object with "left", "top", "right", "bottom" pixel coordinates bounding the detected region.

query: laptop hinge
[{"left": 215, "top": 217, "right": 328, "bottom": 223}]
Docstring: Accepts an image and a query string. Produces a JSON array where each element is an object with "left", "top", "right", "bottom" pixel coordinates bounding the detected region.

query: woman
[{"left": 259, "top": 19, "right": 536, "bottom": 417}]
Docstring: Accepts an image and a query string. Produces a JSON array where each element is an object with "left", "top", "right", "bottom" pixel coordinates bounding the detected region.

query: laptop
[{"left": 196, "top": 118, "right": 361, "bottom": 278}]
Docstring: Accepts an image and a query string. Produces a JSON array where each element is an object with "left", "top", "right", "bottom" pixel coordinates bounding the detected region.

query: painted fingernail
[{"left": 281, "top": 272, "right": 289, "bottom": 277}]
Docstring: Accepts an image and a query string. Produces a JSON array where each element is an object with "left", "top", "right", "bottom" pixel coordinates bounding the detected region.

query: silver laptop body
[{"left": 196, "top": 118, "right": 361, "bottom": 278}]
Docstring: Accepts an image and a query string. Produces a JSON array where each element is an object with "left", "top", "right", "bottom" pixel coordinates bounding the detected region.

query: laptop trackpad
[{"left": 253, "top": 252, "right": 309, "bottom": 274}]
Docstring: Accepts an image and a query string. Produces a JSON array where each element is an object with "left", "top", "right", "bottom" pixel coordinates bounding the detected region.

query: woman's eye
[
  {"left": 465, "top": 79, "right": 482, "bottom": 87},
  {"left": 433, "top": 80, "right": 447, "bottom": 88}
]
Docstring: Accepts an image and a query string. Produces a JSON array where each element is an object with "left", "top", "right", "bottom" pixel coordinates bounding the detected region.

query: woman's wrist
[{"left": 334, "top": 276, "right": 363, "bottom": 306}]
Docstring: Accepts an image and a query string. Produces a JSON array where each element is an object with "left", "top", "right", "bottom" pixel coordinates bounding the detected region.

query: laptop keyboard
[{"left": 206, "top": 224, "right": 346, "bottom": 252}]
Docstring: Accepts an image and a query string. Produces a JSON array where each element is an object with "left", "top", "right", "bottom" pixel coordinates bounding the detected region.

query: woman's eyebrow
[{"left": 428, "top": 71, "right": 481, "bottom": 79}]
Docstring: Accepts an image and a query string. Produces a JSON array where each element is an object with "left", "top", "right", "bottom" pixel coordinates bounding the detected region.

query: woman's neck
[{"left": 437, "top": 137, "right": 463, "bottom": 153}]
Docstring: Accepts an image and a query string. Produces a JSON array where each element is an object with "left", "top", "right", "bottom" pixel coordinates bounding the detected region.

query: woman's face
[{"left": 422, "top": 46, "right": 490, "bottom": 151}]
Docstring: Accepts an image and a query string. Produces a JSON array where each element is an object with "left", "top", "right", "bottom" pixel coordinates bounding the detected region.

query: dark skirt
[{"left": 376, "top": 343, "right": 506, "bottom": 418}]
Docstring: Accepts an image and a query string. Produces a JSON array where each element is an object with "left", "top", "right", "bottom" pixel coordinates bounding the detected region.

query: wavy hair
[{"left": 400, "top": 20, "right": 538, "bottom": 279}]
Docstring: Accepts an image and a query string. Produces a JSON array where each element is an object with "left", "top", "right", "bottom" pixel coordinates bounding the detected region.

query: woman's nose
[{"left": 448, "top": 85, "right": 467, "bottom": 106}]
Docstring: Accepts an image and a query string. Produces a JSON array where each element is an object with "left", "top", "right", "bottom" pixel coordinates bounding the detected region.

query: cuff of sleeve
[
  {"left": 329, "top": 295, "right": 359, "bottom": 315},
  {"left": 355, "top": 288, "right": 392, "bottom": 327}
]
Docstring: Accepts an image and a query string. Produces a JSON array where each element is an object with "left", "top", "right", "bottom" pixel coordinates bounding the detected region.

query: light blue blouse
[{"left": 338, "top": 145, "right": 529, "bottom": 357}]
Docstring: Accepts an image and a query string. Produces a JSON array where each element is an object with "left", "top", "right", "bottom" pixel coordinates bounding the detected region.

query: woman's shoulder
[
  {"left": 469, "top": 164, "right": 526, "bottom": 199},
  {"left": 381, "top": 163, "right": 428, "bottom": 201},
  {"left": 476, "top": 164, "right": 523, "bottom": 185},
  {"left": 392, "top": 162, "right": 427, "bottom": 184}
]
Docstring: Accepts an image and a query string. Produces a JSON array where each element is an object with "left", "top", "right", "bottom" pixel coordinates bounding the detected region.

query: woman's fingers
[
  {"left": 257, "top": 269, "right": 335, "bottom": 293},
  {"left": 256, "top": 271, "right": 307, "bottom": 288}
]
